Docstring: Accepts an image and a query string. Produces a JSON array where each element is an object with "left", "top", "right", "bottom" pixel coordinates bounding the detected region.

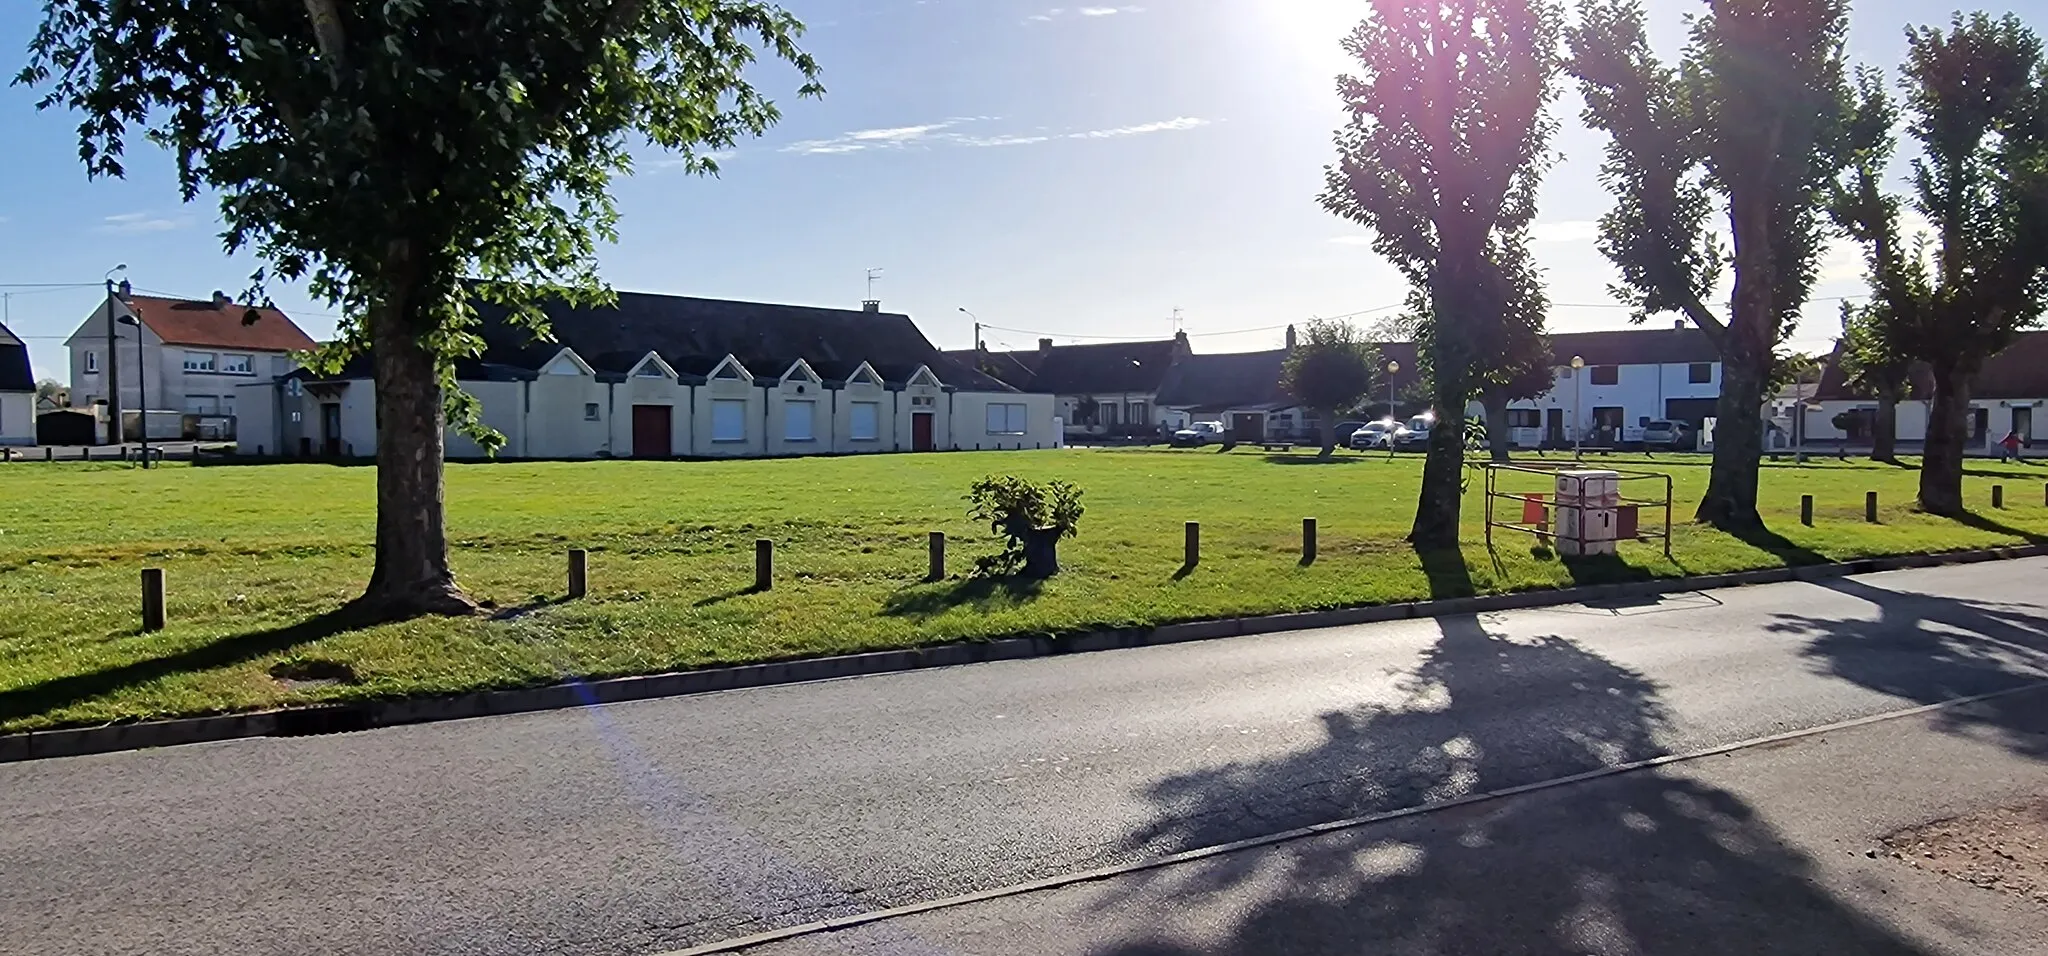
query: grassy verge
[{"left": 3, "top": 448, "right": 2044, "bottom": 733}]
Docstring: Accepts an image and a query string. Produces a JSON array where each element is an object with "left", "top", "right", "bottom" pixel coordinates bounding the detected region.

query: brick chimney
[
  {"left": 862, "top": 299, "right": 881, "bottom": 313},
  {"left": 1173, "top": 329, "right": 1190, "bottom": 355},
  {"left": 1674, "top": 319, "right": 1686, "bottom": 330},
  {"left": 1285, "top": 324, "right": 1298, "bottom": 350},
  {"left": 212, "top": 290, "right": 231, "bottom": 309},
  {"left": 1039, "top": 337, "right": 1054, "bottom": 357}
]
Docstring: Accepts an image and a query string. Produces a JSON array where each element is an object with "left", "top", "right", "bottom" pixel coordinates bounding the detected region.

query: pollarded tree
[
  {"left": 1568, "top": 0, "right": 1851, "bottom": 530},
  {"left": 1828, "top": 13, "right": 2048, "bottom": 515},
  {"left": 19, "top": 1, "right": 821, "bottom": 618},
  {"left": 1281, "top": 318, "right": 1382, "bottom": 458},
  {"left": 1477, "top": 236, "right": 1554, "bottom": 463},
  {"left": 1322, "top": 0, "right": 1564, "bottom": 548}
]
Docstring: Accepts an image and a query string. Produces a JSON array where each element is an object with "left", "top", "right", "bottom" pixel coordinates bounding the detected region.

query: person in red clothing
[{"left": 1998, "top": 429, "right": 2024, "bottom": 463}]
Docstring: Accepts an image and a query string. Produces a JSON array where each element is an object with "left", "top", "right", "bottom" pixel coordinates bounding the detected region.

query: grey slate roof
[
  {"left": 1154, "top": 348, "right": 1292, "bottom": 411},
  {"left": 0, "top": 323, "right": 34, "bottom": 393},
  {"left": 472, "top": 292, "right": 1012, "bottom": 391},
  {"left": 1816, "top": 329, "right": 2048, "bottom": 401},
  {"left": 1548, "top": 328, "right": 1720, "bottom": 367},
  {"left": 941, "top": 339, "right": 1182, "bottom": 395}
]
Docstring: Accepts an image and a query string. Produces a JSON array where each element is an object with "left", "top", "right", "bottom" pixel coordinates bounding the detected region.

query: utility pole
[{"left": 103, "top": 266, "right": 126, "bottom": 445}]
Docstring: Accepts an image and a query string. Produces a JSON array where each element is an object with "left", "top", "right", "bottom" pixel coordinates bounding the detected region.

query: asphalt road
[{"left": 6, "top": 560, "right": 2048, "bottom": 956}]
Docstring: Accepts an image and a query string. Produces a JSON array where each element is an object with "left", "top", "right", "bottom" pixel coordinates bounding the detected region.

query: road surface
[{"left": 5, "top": 559, "right": 2047, "bottom": 955}]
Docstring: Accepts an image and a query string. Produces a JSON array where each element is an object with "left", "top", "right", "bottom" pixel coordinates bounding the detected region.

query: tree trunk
[
  {"left": 1021, "top": 528, "right": 1061, "bottom": 578},
  {"left": 1482, "top": 388, "right": 1511, "bottom": 463},
  {"left": 1318, "top": 407, "right": 1337, "bottom": 459},
  {"left": 1919, "top": 362, "right": 1971, "bottom": 516},
  {"left": 1696, "top": 356, "right": 1766, "bottom": 529},
  {"left": 351, "top": 298, "right": 476, "bottom": 619},
  {"left": 1871, "top": 386, "right": 1898, "bottom": 463}
]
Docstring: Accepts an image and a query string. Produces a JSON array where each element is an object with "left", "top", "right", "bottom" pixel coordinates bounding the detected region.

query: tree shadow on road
[
  {"left": 1089, "top": 613, "right": 1939, "bottom": 956},
  {"left": 1766, "top": 575, "right": 2048, "bottom": 760}
]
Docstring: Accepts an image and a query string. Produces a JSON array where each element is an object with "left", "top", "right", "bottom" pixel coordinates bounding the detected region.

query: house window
[
  {"left": 1128, "top": 401, "right": 1148, "bottom": 425},
  {"left": 183, "top": 351, "right": 217, "bottom": 372},
  {"left": 1589, "top": 365, "right": 1619, "bottom": 385},
  {"left": 713, "top": 361, "right": 746, "bottom": 381},
  {"left": 712, "top": 399, "right": 747, "bottom": 441},
  {"left": 84, "top": 351, "right": 98, "bottom": 373},
  {"left": 1506, "top": 409, "right": 1541, "bottom": 428},
  {"left": 986, "top": 402, "right": 1029, "bottom": 435},
  {"left": 583, "top": 402, "right": 601, "bottom": 422},
  {"left": 850, "top": 401, "right": 880, "bottom": 441},
  {"left": 221, "top": 354, "right": 253, "bottom": 374},
  {"left": 1688, "top": 363, "right": 1712, "bottom": 384},
  {"left": 785, "top": 400, "right": 815, "bottom": 441},
  {"left": 636, "top": 362, "right": 668, "bottom": 378},
  {"left": 1100, "top": 403, "right": 1120, "bottom": 426}
]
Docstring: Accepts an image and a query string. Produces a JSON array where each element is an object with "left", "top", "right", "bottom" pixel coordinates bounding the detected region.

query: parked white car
[
  {"left": 1172, "top": 421, "right": 1226, "bottom": 447},
  {"left": 1347, "top": 419, "right": 1398, "bottom": 450}
]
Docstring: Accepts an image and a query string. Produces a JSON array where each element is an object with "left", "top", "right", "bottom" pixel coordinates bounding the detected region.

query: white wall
[
  {"left": 67, "top": 301, "right": 286, "bottom": 418},
  {"left": 525, "top": 371, "right": 613, "bottom": 458},
  {"left": 692, "top": 377, "right": 765, "bottom": 458},
  {"left": 767, "top": 375, "right": 831, "bottom": 456},
  {"left": 233, "top": 382, "right": 277, "bottom": 454},
  {"left": 609, "top": 373, "right": 692, "bottom": 457},
  {"left": 950, "top": 391, "right": 1060, "bottom": 451},
  {"left": 0, "top": 392, "right": 32, "bottom": 444},
  {"left": 832, "top": 379, "right": 894, "bottom": 454},
  {"left": 1498, "top": 361, "right": 1721, "bottom": 443},
  {"left": 1809, "top": 398, "right": 2046, "bottom": 450}
]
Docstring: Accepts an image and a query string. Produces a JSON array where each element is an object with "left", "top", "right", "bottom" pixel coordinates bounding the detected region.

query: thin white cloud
[
  {"left": 1530, "top": 220, "right": 1600, "bottom": 243},
  {"left": 1068, "top": 117, "right": 1209, "bottom": 139},
  {"left": 97, "top": 212, "right": 187, "bottom": 234},
  {"left": 1329, "top": 235, "right": 1376, "bottom": 246},
  {"left": 786, "top": 116, "right": 1211, "bottom": 156},
  {"left": 1027, "top": 5, "right": 1141, "bottom": 23},
  {"left": 1817, "top": 209, "right": 1935, "bottom": 283}
]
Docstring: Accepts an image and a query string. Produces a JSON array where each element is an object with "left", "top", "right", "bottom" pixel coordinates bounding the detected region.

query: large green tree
[
  {"left": 1568, "top": 0, "right": 1851, "bottom": 530},
  {"left": 19, "top": 1, "right": 820, "bottom": 617},
  {"left": 1280, "top": 318, "right": 1381, "bottom": 458},
  {"left": 1829, "top": 12, "right": 2048, "bottom": 515},
  {"left": 1322, "top": 0, "right": 1563, "bottom": 548},
  {"left": 1834, "top": 300, "right": 1912, "bottom": 462}
]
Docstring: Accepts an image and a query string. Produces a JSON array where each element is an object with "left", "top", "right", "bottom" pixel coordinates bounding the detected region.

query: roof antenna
[
  {"left": 1170, "top": 307, "right": 1184, "bottom": 336},
  {"left": 865, "top": 267, "right": 883, "bottom": 301}
]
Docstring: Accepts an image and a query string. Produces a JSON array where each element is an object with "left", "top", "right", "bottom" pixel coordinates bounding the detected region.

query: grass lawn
[{"left": 3, "top": 447, "right": 2045, "bottom": 733}]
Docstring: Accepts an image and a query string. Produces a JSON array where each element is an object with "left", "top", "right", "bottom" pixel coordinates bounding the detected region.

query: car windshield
[
  {"left": 1406, "top": 416, "right": 1432, "bottom": 431},
  {"left": 1645, "top": 421, "right": 1673, "bottom": 432},
  {"left": 1363, "top": 421, "right": 1392, "bottom": 432}
]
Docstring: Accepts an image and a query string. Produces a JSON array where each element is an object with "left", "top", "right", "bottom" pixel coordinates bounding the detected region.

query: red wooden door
[
  {"left": 912, "top": 412, "right": 935, "bottom": 451},
  {"left": 631, "top": 405, "right": 672, "bottom": 458}
]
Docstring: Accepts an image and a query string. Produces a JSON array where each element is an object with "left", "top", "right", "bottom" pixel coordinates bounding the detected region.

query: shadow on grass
[
  {"left": 1766, "top": 574, "right": 2048, "bottom": 760},
  {"left": 1090, "top": 613, "right": 1937, "bottom": 956},
  {"left": 691, "top": 586, "right": 764, "bottom": 608},
  {"left": 1261, "top": 454, "right": 1360, "bottom": 466},
  {"left": 1949, "top": 509, "right": 2048, "bottom": 545},
  {"left": 1557, "top": 551, "right": 1662, "bottom": 587},
  {"left": 0, "top": 609, "right": 368, "bottom": 726},
  {"left": 1412, "top": 545, "right": 1473, "bottom": 600},
  {"left": 880, "top": 575, "right": 1045, "bottom": 620},
  {"left": 1726, "top": 521, "right": 1830, "bottom": 566}
]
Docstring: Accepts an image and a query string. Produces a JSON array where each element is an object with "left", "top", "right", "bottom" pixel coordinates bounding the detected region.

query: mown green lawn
[{"left": 3, "top": 448, "right": 2044, "bottom": 732}]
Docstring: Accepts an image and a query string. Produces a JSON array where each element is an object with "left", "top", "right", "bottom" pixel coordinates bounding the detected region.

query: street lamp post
[
  {"left": 958, "top": 307, "right": 980, "bottom": 351},
  {"left": 116, "top": 313, "right": 150, "bottom": 468},
  {"left": 1571, "top": 355, "right": 1585, "bottom": 460},
  {"left": 103, "top": 264, "right": 127, "bottom": 444},
  {"left": 1385, "top": 360, "right": 1401, "bottom": 458}
]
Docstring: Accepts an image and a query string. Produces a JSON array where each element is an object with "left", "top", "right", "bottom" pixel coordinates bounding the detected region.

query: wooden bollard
[
  {"left": 1866, "top": 491, "right": 1878, "bottom": 523},
  {"left": 141, "top": 568, "right": 166, "bottom": 632},
  {"left": 44, "top": 447, "right": 53, "bottom": 462},
  {"left": 755, "top": 539, "right": 774, "bottom": 591},
  {"left": 1993, "top": 484, "right": 2004, "bottom": 509},
  {"left": 1184, "top": 521, "right": 1200, "bottom": 567},
  {"left": 567, "top": 549, "right": 588, "bottom": 599},
  {"left": 1302, "top": 518, "right": 1318, "bottom": 564},
  {"left": 927, "top": 531, "right": 946, "bottom": 581},
  {"left": 1801, "top": 495, "right": 1813, "bottom": 526}
]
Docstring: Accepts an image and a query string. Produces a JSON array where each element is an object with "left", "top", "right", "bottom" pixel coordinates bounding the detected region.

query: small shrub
[{"left": 966, "top": 475, "right": 1085, "bottom": 577}]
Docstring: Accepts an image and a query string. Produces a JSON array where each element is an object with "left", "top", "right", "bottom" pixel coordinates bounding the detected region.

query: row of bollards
[{"left": 121, "top": 480, "right": 2048, "bottom": 630}]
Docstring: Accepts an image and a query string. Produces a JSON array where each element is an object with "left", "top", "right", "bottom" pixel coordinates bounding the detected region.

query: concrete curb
[{"left": 5, "top": 543, "right": 2043, "bottom": 765}]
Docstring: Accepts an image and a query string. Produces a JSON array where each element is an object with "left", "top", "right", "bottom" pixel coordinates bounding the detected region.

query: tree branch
[{"left": 302, "top": 0, "right": 348, "bottom": 86}]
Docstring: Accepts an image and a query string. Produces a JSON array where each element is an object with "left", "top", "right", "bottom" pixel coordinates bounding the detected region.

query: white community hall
[{"left": 235, "top": 291, "right": 1058, "bottom": 460}]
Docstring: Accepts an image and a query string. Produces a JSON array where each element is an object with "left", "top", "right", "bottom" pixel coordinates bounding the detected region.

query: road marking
[{"left": 653, "top": 680, "right": 2048, "bottom": 955}]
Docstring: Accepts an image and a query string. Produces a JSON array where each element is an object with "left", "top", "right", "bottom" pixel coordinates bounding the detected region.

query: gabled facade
[
  {"left": 66, "top": 288, "right": 318, "bottom": 441},
  {"left": 1480, "top": 326, "right": 1724, "bottom": 448},
  {"left": 0, "top": 322, "right": 35, "bottom": 445},
  {"left": 235, "top": 292, "right": 1058, "bottom": 460}
]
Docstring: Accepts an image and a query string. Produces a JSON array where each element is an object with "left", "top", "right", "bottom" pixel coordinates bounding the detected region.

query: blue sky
[{"left": 0, "top": 0, "right": 2033, "bottom": 381}]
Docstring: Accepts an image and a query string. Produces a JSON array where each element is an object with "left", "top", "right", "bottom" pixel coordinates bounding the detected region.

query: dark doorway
[
  {"left": 1972, "top": 407, "right": 1990, "bottom": 443},
  {"left": 631, "top": 404, "right": 672, "bottom": 458},
  {"left": 320, "top": 403, "right": 342, "bottom": 457},
  {"left": 1544, "top": 408, "right": 1564, "bottom": 446},
  {"left": 1231, "top": 412, "right": 1265, "bottom": 442},
  {"left": 912, "top": 412, "right": 935, "bottom": 452},
  {"left": 1592, "top": 406, "right": 1625, "bottom": 444},
  {"left": 2014, "top": 407, "right": 2033, "bottom": 444}
]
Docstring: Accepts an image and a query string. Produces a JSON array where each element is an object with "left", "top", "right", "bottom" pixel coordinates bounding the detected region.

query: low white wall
[
  {"left": 950, "top": 391, "right": 1060, "bottom": 451},
  {"left": 0, "top": 392, "right": 33, "bottom": 444}
]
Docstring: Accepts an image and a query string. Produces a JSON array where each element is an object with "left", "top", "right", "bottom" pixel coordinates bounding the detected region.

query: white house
[
  {"left": 1805, "top": 330, "right": 2048, "bottom": 453},
  {"left": 1483, "top": 326, "right": 1725, "bottom": 448},
  {"left": 235, "top": 292, "right": 1058, "bottom": 460},
  {"left": 66, "top": 286, "right": 318, "bottom": 441},
  {"left": 943, "top": 334, "right": 1189, "bottom": 439},
  {"left": 0, "top": 322, "right": 35, "bottom": 445}
]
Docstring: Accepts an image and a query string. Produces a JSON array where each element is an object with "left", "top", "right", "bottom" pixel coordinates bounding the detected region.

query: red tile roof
[{"left": 123, "top": 295, "right": 318, "bottom": 353}]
